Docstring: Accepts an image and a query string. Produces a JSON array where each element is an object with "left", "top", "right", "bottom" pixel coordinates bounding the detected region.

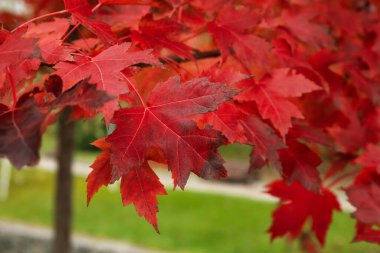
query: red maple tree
[{"left": 1, "top": 0, "right": 379, "bottom": 252}]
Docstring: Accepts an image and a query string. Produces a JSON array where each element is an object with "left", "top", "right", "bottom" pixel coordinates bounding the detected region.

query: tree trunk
[{"left": 52, "top": 107, "right": 75, "bottom": 253}]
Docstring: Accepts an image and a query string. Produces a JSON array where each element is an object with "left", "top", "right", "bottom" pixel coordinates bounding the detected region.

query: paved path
[
  {"left": 0, "top": 220, "right": 162, "bottom": 253},
  {"left": 37, "top": 157, "right": 354, "bottom": 212},
  {"left": 0, "top": 157, "right": 355, "bottom": 253}
]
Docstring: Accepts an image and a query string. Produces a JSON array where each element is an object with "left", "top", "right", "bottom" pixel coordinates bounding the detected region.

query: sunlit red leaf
[{"left": 107, "top": 76, "right": 236, "bottom": 188}]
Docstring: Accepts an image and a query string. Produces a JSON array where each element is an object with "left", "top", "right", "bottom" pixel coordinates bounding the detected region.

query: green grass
[{"left": 1, "top": 170, "right": 379, "bottom": 253}]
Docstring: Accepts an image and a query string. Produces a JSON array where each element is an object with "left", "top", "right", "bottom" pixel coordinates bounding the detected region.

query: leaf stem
[
  {"left": 121, "top": 73, "right": 147, "bottom": 108},
  {"left": 62, "top": 23, "right": 80, "bottom": 42},
  {"left": 92, "top": 2, "right": 103, "bottom": 12},
  {"left": 6, "top": 67, "right": 17, "bottom": 108},
  {"left": 12, "top": 10, "right": 68, "bottom": 32}
]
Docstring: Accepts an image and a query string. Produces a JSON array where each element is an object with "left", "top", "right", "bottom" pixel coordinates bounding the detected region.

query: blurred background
[{"left": 1, "top": 1, "right": 380, "bottom": 253}]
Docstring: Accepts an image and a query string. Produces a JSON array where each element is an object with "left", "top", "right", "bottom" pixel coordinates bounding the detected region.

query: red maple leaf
[
  {"left": 208, "top": 4, "right": 270, "bottom": 69},
  {"left": 267, "top": 180, "right": 341, "bottom": 245},
  {"left": 346, "top": 167, "right": 380, "bottom": 244},
  {"left": 197, "top": 102, "right": 285, "bottom": 171},
  {"left": 241, "top": 114, "right": 285, "bottom": 171},
  {"left": 278, "top": 9, "right": 333, "bottom": 48},
  {"left": 346, "top": 167, "right": 380, "bottom": 224},
  {"left": 237, "top": 68, "right": 321, "bottom": 137},
  {"left": 87, "top": 138, "right": 166, "bottom": 230},
  {"left": 327, "top": 98, "right": 377, "bottom": 154},
  {"left": 121, "top": 161, "right": 166, "bottom": 232},
  {"left": 1, "top": 59, "right": 40, "bottom": 107},
  {"left": 54, "top": 43, "right": 159, "bottom": 122},
  {"left": 0, "top": 28, "right": 37, "bottom": 89},
  {"left": 0, "top": 98, "right": 45, "bottom": 168},
  {"left": 278, "top": 140, "right": 322, "bottom": 192},
  {"left": 26, "top": 18, "right": 71, "bottom": 64},
  {"left": 64, "top": 0, "right": 118, "bottom": 46},
  {"left": 131, "top": 14, "right": 194, "bottom": 59},
  {"left": 355, "top": 144, "right": 380, "bottom": 173},
  {"left": 196, "top": 102, "right": 247, "bottom": 143},
  {"left": 107, "top": 76, "right": 236, "bottom": 188},
  {"left": 354, "top": 222, "right": 380, "bottom": 244},
  {"left": 63, "top": 0, "right": 92, "bottom": 17},
  {"left": 87, "top": 138, "right": 113, "bottom": 205},
  {"left": 48, "top": 79, "right": 114, "bottom": 111}
]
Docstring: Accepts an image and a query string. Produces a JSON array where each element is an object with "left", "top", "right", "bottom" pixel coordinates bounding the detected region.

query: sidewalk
[
  {"left": 0, "top": 220, "right": 163, "bottom": 253},
  {"left": 37, "top": 157, "right": 354, "bottom": 212}
]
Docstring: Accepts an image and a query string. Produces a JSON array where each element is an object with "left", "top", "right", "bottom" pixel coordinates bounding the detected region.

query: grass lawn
[{"left": 0, "top": 169, "right": 379, "bottom": 253}]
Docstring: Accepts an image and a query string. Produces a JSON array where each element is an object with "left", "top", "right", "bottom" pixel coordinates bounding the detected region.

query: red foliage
[
  {"left": 1, "top": 0, "right": 379, "bottom": 249},
  {"left": 267, "top": 180, "right": 341, "bottom": 245}
]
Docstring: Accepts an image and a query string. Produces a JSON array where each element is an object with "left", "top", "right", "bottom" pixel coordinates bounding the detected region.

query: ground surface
[{"left": 0, "top": 165, "right": 379, "bottom": 253}]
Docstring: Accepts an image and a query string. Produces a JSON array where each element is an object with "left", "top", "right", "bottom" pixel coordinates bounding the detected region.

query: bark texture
[{"left": 52, "top": 107, "right": 75, "bottom": 253}]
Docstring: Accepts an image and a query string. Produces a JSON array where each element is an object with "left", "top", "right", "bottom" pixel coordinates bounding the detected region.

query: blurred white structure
[
  {"left": 0, "top": 160, "right": 11, "bottom": 201},
  {"left": 0, "top": 0, "right": 27, "bottom": 15}
]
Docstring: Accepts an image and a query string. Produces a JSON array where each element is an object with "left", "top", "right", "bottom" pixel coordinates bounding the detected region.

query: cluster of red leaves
[{"left": 1, "top": 0, "right": 379, "bottom": 248}]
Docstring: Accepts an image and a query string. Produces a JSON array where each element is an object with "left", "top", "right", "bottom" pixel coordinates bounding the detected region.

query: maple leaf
[
  {"left": 346, "top": 167, "right": 380, "bottom": 244},
  {"left": 49, "top": 79, "right": 115, "bottom": 111},
  {"left": 278, "top": 140, "right": 322, "bottom": 192},
  {"left": 288, "top": 124, "right": 334, "bottom": 148},
  {"left": 237, "top": 68, "right": 321, "bottom": 137},
  {"left": 54, "top": 43, "right": 159, "bottom": 123},
  {"left": 355, "top": 144, "right": 380, "bottom": 173},
  {"left": 349, "top": 69, "right": 380, "bottom": 107},
  {"left": 95, "top": 5, "right": 150, "bottom": 28},
  {"left": 73, "top": 14, "right": 118, "bottom": 46},
  {"left": 327, "top": 98, "right": 377, "bottom": 154},
  {"left": 107, "top": 76, "right": 236, "bottom": 188},
  {"left": 194, "top": 68, "right": 250, "bottom": 143},
  {"left": 346, "top": 167, "right": 380, "bottom": 224},
  {"left": 208, "top": 4, "right": 271, "bottom": 69},
  {"left": 196, "top": 69, "right": 286, "bottom": 171},
  {"left": 131, "top": 14, "right": 194, "bottom": 59},
  {"left": 63, "top": 0, "right": 92, "bottom": 17},
  {"left": 64, "top": 0, "right": 118, "bottom": 46},
  {"left": 1, "top": 59, "right": 41, "bottom": 107},
  {"left": 87, "top": 137, "right": 166, "bottom": 230},
  {"left": 241, "top": 114, "right": 285, "bottom": 171},
  {"left": 348, "top": 182, "right": 380, "bottom": 224},
  {"left": 195, "top": 68, "right": 285, "bottom": 170},
  {"left": 196, "top": 102, "right": 247, "bottom": 143},
  {"left": 196, "top": 102, "right": 285, "bottom": 170},
  {"left": 327, "top": 121, "right": 365, "bottom": 154},
  {"left": 354, "top": 222, "right": 380, "bottom": 244},
  {"left": 87, "top": 138, "right": 113, "bottom": 205},
  {"left": 121, "top": 161, "right": 166, "bottom": 232},
  {"left": 0, "top": 28, "right": 37, "bottom": 88},
  {"left": 267, "top": 180, "right": 341, "bottom": 246},
  {"left": 279, "top": 9, "right": 333, "bottom": 48},
  {"left": 26, "top": 18, "right": 71, "bottom": 64},
  {"left": 0, "top": 98, "right": 45, "bottom": 168},
  {"left": 205, "top": 67, "right": 248, "bottom": 89}
]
